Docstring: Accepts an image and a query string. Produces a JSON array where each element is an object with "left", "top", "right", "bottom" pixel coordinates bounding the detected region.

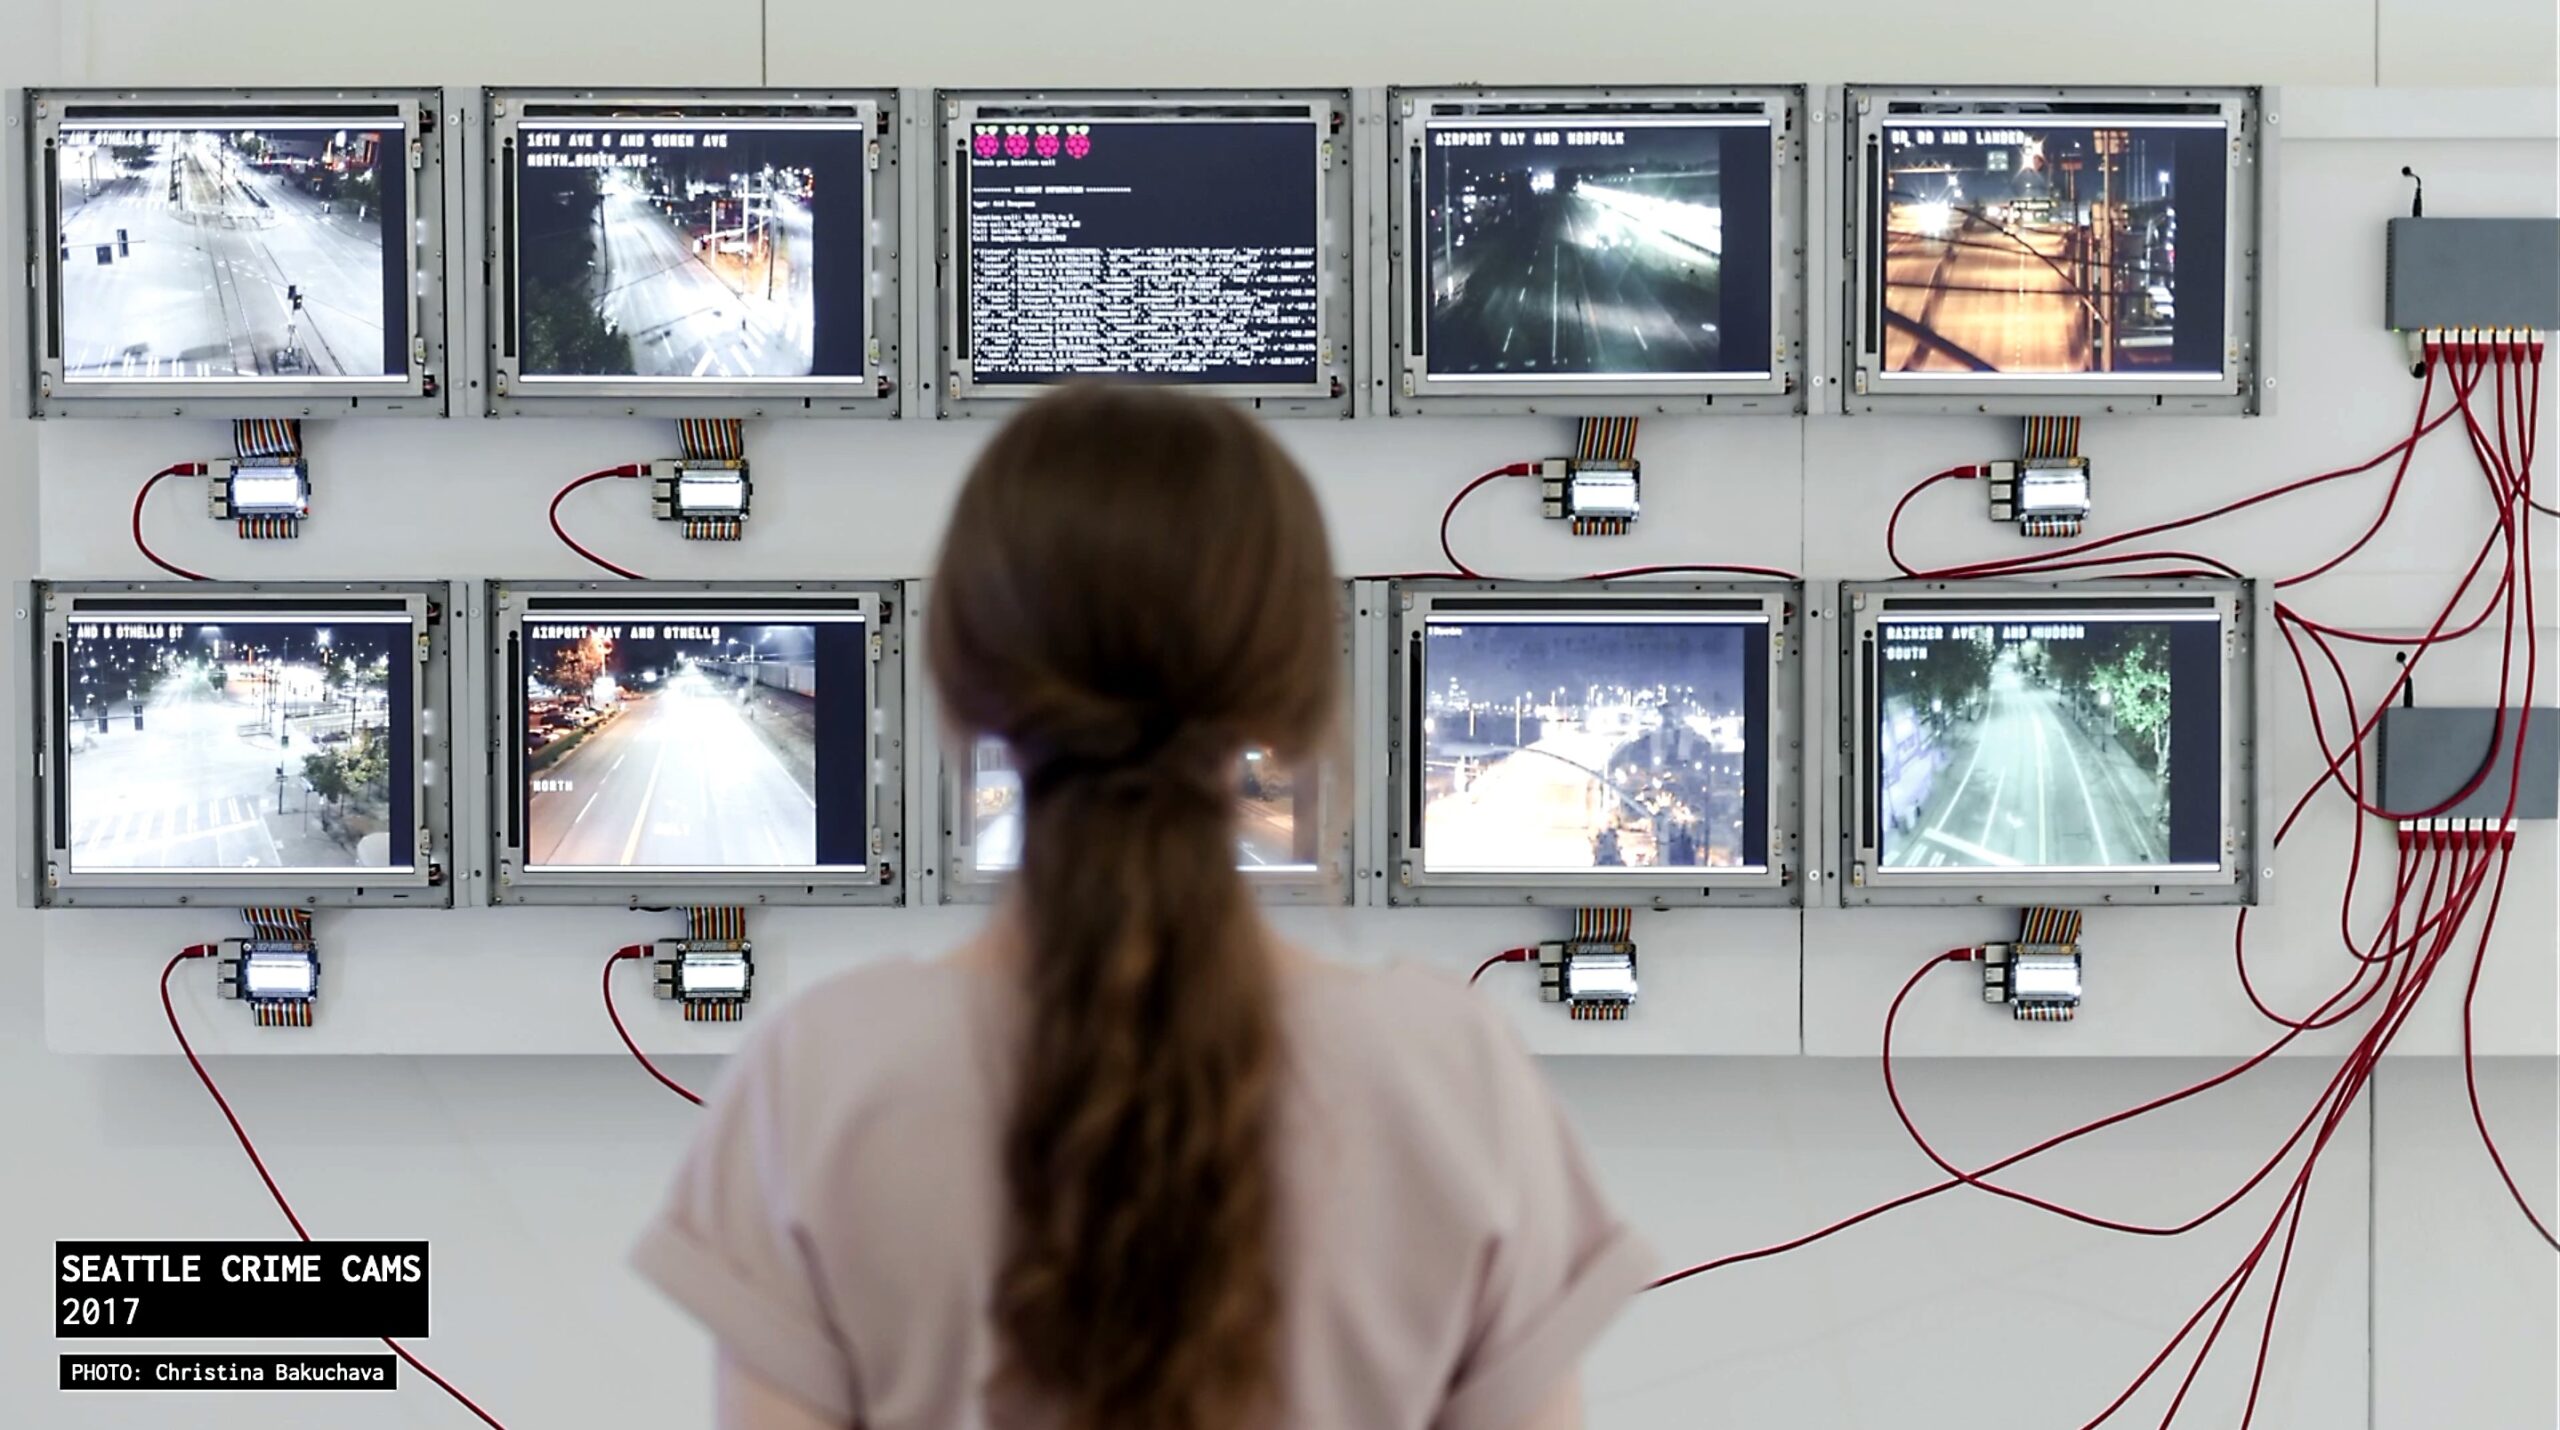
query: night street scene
[
  {"left": 1876, "top": 619, "right": 2184, "bottom": 870},
  {"left": 970, "top": 739, "right": 1318, "bottom": 873},
  {"left": 524, "top": 624, "right": 822, "bottom": 868},
  {"left": 515, "top": 125, "right": 841, "bottom": 379},
  {"left": 1424, "top": 123, "right": 1729, "bottom": 377},
  {"left": 1419, "top": 621, "right": 1752, "bottom": 872},
  {"left": 1878, "top": 122, "right": 2200, "bottom": 375},
  {"left": 54, "top": 124, "right": 395, "bottom": 379},
  {"left": 64, "top": 620, "right": 403, "bottom": 871}
]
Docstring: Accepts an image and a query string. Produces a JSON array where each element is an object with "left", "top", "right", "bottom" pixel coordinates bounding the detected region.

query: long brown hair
[{"left": 928, "top": 386, "right": 1338, "bottom": 1430}]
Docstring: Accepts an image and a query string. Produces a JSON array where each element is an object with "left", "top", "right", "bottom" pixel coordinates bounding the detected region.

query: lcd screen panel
[
  {"left": 62, "top": 616, "right": 415, "bottom": 873},
  {"left": 966, "top": 736, "right": 1319, "bottom": 874},
  {"left": 52, "top": 118, "right": 411, "bottom": 381},
  {"left": 1874, "top": 117, "right": 2228, "bottom": 378},
  {"left": 1417, "top": 614, "right": 1770, "bottom": 874},
  {"left": 1418, "top": 116, "right": 1773, "bottom": 380},
  {"left": 1872, "top": 609, "right": 2224, "bottom": 873},
  {"left": 960, "top": 115, "right": 1322, "bottom": 386},
  {"left": 518, "top": 616, "right": 868, "bottom": 871},
  {"left": 511, "top": 119, "right": 868, "bottom": 381}
]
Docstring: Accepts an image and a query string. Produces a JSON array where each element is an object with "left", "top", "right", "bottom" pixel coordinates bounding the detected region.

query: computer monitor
[
  {"left": 26, "top": 582, "right": 453, "bottom": 908},
  {"left": 942, "top": 91, "right": 1351, "bottom": 413},
  {"left": 1845, "top": 86, "right": 2263, "bottom": 415},
  {"left": 486, "top": 90, "right": 895, "bottom": 416},
  {"left": 1391, "top": 87, "right": 1801, "bottom": 411},
  {"left": 1388, "top": 581, "right": 1803, "bottom": 906},
  {"left": 1842, "top": 579, "right": 2259, "bottom": 905},
  {"left": 490, "top": 582, "right": 904, "bottom": 905},
  {"left": 29, "top": 88, "right": 447, "bottom": 417},
  {"left": 953, "top": 736, "right": 1324, "bottom": 880}
]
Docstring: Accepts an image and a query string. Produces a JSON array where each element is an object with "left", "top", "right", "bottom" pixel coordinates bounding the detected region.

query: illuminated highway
[
  {"left": 1881, "top": 204, "right": 2093, "bottom": 373},
  {"left": 593, "top": 182, "right": 813, "bottom": 378},
  {"left": 65, "top": 674, "right": 377, "bottom": 869},
  {"left": 54, "top": 135, "right": 388, "bottom": 378},
  {"left": 1887, "top": 660, "right": 2165, "bottom": 869},
  {"left": 1429, "top": 175, "right": 1724, "bottom": 376},
  {"left": 1424, "top": 724, "right": 1645, "bottom": 869},
  {"left": 529, "top": 671, "right": 816, "bottom": 867}
]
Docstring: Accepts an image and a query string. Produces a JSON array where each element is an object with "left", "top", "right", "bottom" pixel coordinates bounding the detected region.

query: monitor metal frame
[
  {"left": 486, "top": 579, "right": 905, "bottom": 907},
  {"left": 21, "top": 580, "right": 455, "bottom": 908},
  {"left": 484, "top": 88, "right": 900, "bottom": 418},
  {"left": 1837, "top": 577, "right": 2260, "bottom": 907}
]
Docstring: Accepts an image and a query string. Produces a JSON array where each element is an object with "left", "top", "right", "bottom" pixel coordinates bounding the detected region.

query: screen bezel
[
  {"left": 1386, "top": 579, "right": 1803, "bottom": 908},
  {"left": 29, "top": 89, "right": 446, "bottom": 418},
  {"left": 484, "top": 89, "right": 897, "bottom": 417},
  {"left": 1839, "top": 577, "right": 2259, "bottom": 907},
  {"left": 937, "top": 584, "right": 1356, "bottom": 905},
  {"left": 1389, "top": 86, "right": 1803, "bottom": 413},
  {"left": 487, "top": 580, "right": 904, "bottom": 906},
  {"left": 1844, "top": 86, "right": 2263, "bottom": 416},
  {"left": 25, "top": 581, "right": 452, "bottom": 909},
  {"left": 937, "top": 90, "right": 1353, "bottom": 416}
]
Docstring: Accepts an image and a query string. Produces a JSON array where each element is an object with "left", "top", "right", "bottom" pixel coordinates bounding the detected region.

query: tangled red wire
[{"left": 1648, "top": 335, "right": 2552, "bottom": 1428}]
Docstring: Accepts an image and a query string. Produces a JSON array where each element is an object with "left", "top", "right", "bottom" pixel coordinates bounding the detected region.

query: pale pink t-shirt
[{"left": 633, "top": 958, "right": 1654, "bottom": 1430}]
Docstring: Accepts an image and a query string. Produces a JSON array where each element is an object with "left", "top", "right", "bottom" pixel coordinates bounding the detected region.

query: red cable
[
  {"left": 1467, "top": 946, "right": 1536, "bottom": 987},
  {"left": 550, "top": 466, "right": 648, "bottom": 581},
  {"left": 605, "top": 946, "right": 704, "bottom": 1106},
  {"left": 134, "top": 464, "right": 211, "bottom": 581},
  {"left": 1436, "top": 463, "right": 1536, "bottom": 579},
  {"left": 1580, "top": 562, "right": 1805, "bottom": 582},
  {"left": 160, "top": 948, "right": 510, "bottom": 1429}
]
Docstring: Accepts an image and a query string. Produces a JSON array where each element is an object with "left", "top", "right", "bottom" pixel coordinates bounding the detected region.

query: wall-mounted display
[
  {"left": 20, "top": 581, "right": 454, "bottom": 907},
  {"left": 1389, "top": 86, "right": 1802, "bottom": 415},
  {"left": 1386, "top": 580, "right": 1803, "bottom": 907},
  {"left": 1839, "top": 578, "right": 2259, "bottom": 905},
  {"left": 937, "top": 90, "right": 1353, "bottom": 417},
  {"left": 27, "top": 88, "right": 448, "bottom": 418},
  {"left": 488, "top": 581, "right": 904, "bottom": 905},
  {"left": 485, "top": 89, "right": 899, "bottom": 417},
  {"left": 1844, "top": 86, "right": 2266, "bottom": 416}
]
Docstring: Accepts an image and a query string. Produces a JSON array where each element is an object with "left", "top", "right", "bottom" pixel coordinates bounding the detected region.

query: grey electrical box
[
  {"left": 2377, "top": 706, "right": 2560, "bottom": 820},
  {"left": 2384, "top": 218, "right": 2560, "bottom": 332}
]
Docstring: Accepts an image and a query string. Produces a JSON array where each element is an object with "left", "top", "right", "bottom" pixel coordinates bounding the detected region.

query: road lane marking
[
  {"left": 1922, "top": 828, "right": 2019, "bottom": 866},
  {"left": 618, "top": 732, "right": 671, "bottom": 866},
  {"left": 2055, "top": 707, "right": 2113, "bottom": 865},
  {"left": 570, "top": 790, "right": 599, "bottom": 828},
  {"left": 2034, "top": 704, "right": 2051, "bottom": 865}
]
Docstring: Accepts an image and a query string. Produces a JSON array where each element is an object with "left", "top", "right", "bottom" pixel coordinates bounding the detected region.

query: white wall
[{"left": 3, "top": 2, "right": 2555, "bottom": 1427}]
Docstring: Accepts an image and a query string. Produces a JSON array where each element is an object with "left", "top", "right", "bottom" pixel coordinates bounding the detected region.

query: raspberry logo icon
[
  {"left": 1003, "top": 127, "right": 1031, "bottom": 159},
  {"left": 972, "top": 128, "right": 1000, "bottom": 159},
  {"left": 1064, "top": 126, "right": 1092, "bottom": 160},
  {"left": 1034, "top": 130, "right": 1060, "bottom": 159}
]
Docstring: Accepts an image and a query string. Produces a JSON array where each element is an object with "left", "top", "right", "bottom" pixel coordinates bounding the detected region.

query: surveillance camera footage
[
  {"left": 1418, "top": 619, "right": 1766, "bottom": 874},
  {"left": 62, "top": 619, "right": 413, "bottom": 872},
  {"left": 1874, "top": 614, "right": 2224, "bottom": 871},
  {"left": 53, "top": 122, "right": 408, "bottom": 380},
  {"left": 1876, "top": 119, "right": 2228, "bottom": 376},
  {"left": 968, "top": 738, "right": 1319, "bottom": 874},
  {"left": 513, "top": 121, "right": 868, "bottom": 381},
  {"left": 1421, "top": 119, "right": 1771, "bottom": 380},
  {"left": 522, "top": 620, "right": 874, "bottom": 870}
]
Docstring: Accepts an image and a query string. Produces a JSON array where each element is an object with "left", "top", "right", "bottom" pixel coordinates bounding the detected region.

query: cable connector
[
  {"left": 1978, "top": 906, "right": 2083, "bottom": 1023},
  {"left": 2397, "top": 817, "right": 2518, "bottom": 852},
  {"left": 1540, "top": 455, "right": 1641, "bottom": 536},
  {"left": 1541, "top": 908, "right": 1638, "bottom": 1022},
  {"left": 218, "top": 912, "right": 319, "bottom": 1030},
  {"left": 651, "top": 459, "right": 750, "bottom": 540},
  {"left": 655, "top": 907, "right": 754, "bottom": 1022}
]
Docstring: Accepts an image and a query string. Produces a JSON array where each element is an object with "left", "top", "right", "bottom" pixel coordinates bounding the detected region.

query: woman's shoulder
[{"left": 1280, "top": 957, "right": 1533, "bottom": 1108}]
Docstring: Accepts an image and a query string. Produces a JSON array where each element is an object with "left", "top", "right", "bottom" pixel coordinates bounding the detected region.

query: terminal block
[
  {"left": 1988, "top": 457, "right": 2090, "bottom": 538},
  {"left": 1541, "top": 908, "right": 1637, "bottom": 1021},
  {"left": 652, "top": 459, "right": 750, "bottom": 541},
  {"left": 1540, "top": 457, "right": 1641, "bottom": 536},
  {"left": 219, "top": 940, "right": 319, "bottom": 1029},
  {"left": 212, "top": 458, "right": 309, "bottom": 540},
  {"left": 1979, "top": 906, "right": 2083, "bottom": 1022}
]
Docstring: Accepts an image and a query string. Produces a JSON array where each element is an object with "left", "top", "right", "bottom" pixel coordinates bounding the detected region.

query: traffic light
[
  {"left": 286, "top": 284, "right": 304, "bottom": 311},
  {"left": 116, "top": 227, "right": 129, "bottom": 257}
]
